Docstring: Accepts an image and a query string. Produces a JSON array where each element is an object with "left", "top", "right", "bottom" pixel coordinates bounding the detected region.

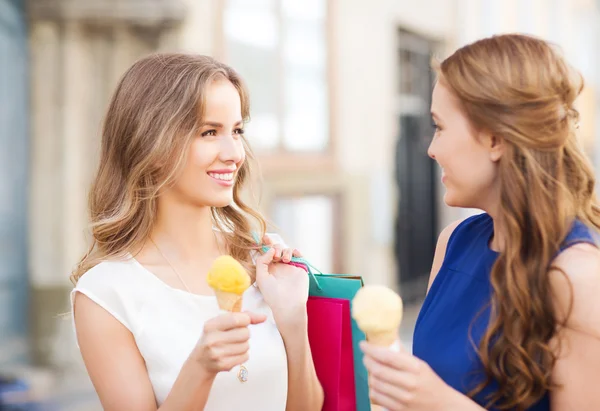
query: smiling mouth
[{"left": 207, "top": 172, "right": 234, "bottom": 182}]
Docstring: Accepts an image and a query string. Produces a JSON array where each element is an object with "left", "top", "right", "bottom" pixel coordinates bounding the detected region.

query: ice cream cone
[
  {"left": 207, "top": 255, "right": 251, "bottom": 383},
  {"left": 215, "top": 290, "right": 243, "bottom": 312},
  {"left": 207, "top": 255, "right": 251, "bottom": 313},
  {"left": 366, "top": 329, "right": 400, "bottom": 347},
  {"left": 352, "top": 285, "right": 404, "bottom": 348},
  {"left": 352, "top": 285, "right": 404, "bottom": 411}
]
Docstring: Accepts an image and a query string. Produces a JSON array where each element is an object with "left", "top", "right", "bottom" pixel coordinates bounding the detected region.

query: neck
[
  {"left": 152, "top": 195, "right": 220, "bottom": 261},
  {"left": 484, "top": 202, "right": 505, "bottom": 252}
]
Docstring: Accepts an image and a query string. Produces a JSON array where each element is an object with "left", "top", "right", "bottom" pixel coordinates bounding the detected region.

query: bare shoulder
[
  {"left": 427, "top": 219, "right": 464, "bottom": 292},
  {"left": 73, "top": 260, "right": 157, "bottom": 410},
  {"left": 550, "top": 243, "right": 600, "bottom": 333},
  {"left": 438, "top": 219, "right": 463, "bottom": 246},
  {"left": 548, "top": 243, "right": 600, "bottom": 409},
  {"left": 74, "top": 293, "right": 156, "bottom": 410}
]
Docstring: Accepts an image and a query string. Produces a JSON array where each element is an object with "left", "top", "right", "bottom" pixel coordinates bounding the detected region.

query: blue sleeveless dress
[{"left": 413, "top": 213, "right": 597, "bottom": 410}]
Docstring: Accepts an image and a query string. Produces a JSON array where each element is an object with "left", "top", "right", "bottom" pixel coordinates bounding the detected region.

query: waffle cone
[
  {"left": 215, "top": 290, "right": 243, "bottom": 312},
  {"left": 366, "top": 329, "right": 399, "bottom": 347}
]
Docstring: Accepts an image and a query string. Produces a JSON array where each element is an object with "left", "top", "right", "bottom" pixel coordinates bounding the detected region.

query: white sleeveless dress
[{"left": 71, "top": 255, "right": 288, "bottom": 410}]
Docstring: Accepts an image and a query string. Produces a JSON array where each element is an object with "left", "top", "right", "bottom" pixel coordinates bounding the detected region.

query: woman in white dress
[{"left": 71, "top": 54, "right": 324, "bottom": 411}]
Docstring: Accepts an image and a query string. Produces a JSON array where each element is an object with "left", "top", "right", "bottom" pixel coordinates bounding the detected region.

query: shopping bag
[
  {"left": 253, "top": 235, "right": 370, "bottom": 410},
  {"left": 307, "top": 296, "right": 356, "bottom": 411},
  {"left": 306, "top": 270, "right": 369, "bottom": 411}
]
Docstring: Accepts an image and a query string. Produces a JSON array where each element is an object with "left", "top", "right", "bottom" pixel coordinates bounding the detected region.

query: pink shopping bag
[{"left": 307, "top": 296, "right": 357, "bottom": 411}]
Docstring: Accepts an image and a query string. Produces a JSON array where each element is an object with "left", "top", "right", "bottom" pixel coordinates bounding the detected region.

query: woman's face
[
  {"left": 169, "top": 78, "right": 246, "bottom": 208},
  {"left": 428, "top": 81, "right": 502, "bottom": 210}
]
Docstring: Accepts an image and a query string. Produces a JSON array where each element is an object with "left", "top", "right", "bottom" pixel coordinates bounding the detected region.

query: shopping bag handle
[
  {"left": 289, "top": 256, "right": 323, "bottom": 290},
  {"left": 252, "top": 232, "right": 324, "bottom": 290}
]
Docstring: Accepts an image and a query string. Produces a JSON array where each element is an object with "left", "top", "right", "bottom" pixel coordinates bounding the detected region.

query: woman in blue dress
[{"left": 361, "top": 34, "right": 600, "bottom": 410}]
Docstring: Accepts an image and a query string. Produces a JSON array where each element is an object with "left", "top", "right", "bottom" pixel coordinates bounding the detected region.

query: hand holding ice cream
[
  {"left": 206, "top": 255, "right": 254, "bottom": 383},
  {"left": 355, "top": 286, "right": 453, "bottom": 410},
  {"left": 353, "top": 285, "right": 404, "bottom": 411}
]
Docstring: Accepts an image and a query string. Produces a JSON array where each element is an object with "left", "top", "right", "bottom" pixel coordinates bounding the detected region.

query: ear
[{"left": 482, "top": 131, "right": 504, "bottom": 162}]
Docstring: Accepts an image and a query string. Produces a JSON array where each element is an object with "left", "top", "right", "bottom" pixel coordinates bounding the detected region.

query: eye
[
  {"left": 201, "top": 129, "right": 217, "bottom": 137},
  {"left": 431, "top": 121, "right": 441, "bottom": 133},
  {"left": 234, "top": 128, "right": 245, "bottom": 135}
]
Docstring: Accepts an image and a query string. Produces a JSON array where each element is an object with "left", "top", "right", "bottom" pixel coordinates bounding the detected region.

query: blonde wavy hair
[
  {"left": 437, "top": 34, "right": 600, "bottom": 409},
  {"left": 71, "top": 54, "right": 266, "bottom": 284}
]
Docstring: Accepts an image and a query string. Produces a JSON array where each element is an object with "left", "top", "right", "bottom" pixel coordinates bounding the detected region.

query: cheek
[
  {"left": 462, "top": 149, "right": 497, "bottom": 188},
  {"left": 444, "top": 137, "right": 494, "bottom": 182},
  {"left": 237, "top": 141, "right": 246, "bottom": 165},
  {"left": 188, "top": 141, "right": 218, "bottom": 168}
]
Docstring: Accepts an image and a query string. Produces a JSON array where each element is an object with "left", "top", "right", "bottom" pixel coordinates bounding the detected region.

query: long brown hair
[
  {"left": 71, "top": 54, "right": 266, "bottom": 284},
  {"left": 438, "top": 34, "right": 600, "bottom": 409}
]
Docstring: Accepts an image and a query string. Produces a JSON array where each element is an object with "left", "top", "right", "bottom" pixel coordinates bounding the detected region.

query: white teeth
[{"left": 209, "top": 172, "right": 234, "bottom": 181}]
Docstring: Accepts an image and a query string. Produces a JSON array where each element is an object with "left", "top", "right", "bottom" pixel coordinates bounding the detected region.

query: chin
[
  {"left": 443, "top": 191, "right": 468, "bottom": 208},
  {"left": 189, "top": 192, "right": 233, "bottom": 208},
  {"left": 208, "top": 197, "right": 234, "bottom": 208}
]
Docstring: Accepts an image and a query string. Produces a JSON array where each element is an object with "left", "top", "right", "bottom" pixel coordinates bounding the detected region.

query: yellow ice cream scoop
[
  {"left": 352, "top": 285, "right": 403, "bottom": 346},
  {"left": 207, "top": 255, "right": 251, "bottom": 312}
]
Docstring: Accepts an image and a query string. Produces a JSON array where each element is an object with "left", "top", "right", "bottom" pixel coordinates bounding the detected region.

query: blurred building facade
[
  {"left": 1, "top": 0, "right": 599, "bottom": 407},
  {"left": 1, "top": 0, "right": 28, "bottom": 366}
]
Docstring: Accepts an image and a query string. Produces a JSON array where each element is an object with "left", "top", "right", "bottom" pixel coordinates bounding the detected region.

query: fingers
[
  {"left": 245, "top": 311, "right": 267, "bottom": 325},
  {"left": 360, "top": 341, "right": 419, "bottom": 373},
  {"left": 221, "top": 327, "right": 251, "bottom": 344},
  {"left": 261, "top": 234, "right": 303, "bottom": 260},
  {"left": 255, "top": 248, "right": 276, "bottom": 284},
  {"left": 205, "top": 312, "right": 266, "bottom": 335},
  {"left": 204, "top": 339, "right": 251, "bottom": 372},
  {"left": 363, "top": 355, "right": 416, "bottom": 399},
  {"left": 262, "top": 234, "right": 273, "bottom": 246},
  {"left": 200, "top": 312, "right": 262, "bottom": 374},
  {"left": 271, "top": 244, "right": 283, "bottom": 260},
  {"left": 222, "top": 353, "right": 250, "bottom": 371},
  {"left": 205, "top": 331, "right": 249, "bottom": 350},
  {"left": 369, "top": 386, "right": 402, "bottom": 411},
  {"left": 219, "top": 340, "right": 251, "bottom": 356},
  {"left": 256, "top": 247, "right": 276, "bottom": 267},
  {"left": 207, "top": 312, "right": 250, "bottom": 332},
  {"left": 271, "top": 245, "right": 298, "bottom": 263},
  {"left": 369, "top": 375, "right": 414, "bottom": 407},
  {"left": 282, "top": 247, "right": 293, "bottom": 263}
]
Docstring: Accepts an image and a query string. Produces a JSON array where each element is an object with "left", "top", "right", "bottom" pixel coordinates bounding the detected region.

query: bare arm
[
  {"left": 549, "top": 244, "right": 600, "bottom": 411},
  {"left": 427, "top": 219, "right": 463, "bottom": 293},
  {"left": 252, "top": 245, "right": 324, "bottom": 411},
  {"left": 279, "top": 312, "right": 324, "bottom": 411},
  {"left": 75, "top": 293, "right": 261, "bottom": 411},
  {"left": 74, "top": 293, "right": 214, "bottom": 411}
]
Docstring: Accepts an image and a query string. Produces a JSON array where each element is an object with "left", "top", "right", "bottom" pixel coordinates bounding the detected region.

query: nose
[
  {"left": 427, "top": 136, "right": 436, "bottom": 160},
  {"left": 219, "top": 133, "right": 244, "bottom": 164}
]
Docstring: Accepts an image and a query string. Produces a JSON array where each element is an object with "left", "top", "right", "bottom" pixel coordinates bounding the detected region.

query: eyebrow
[{"left": 202, "top": 120, "right": 244, "bottom": 128}]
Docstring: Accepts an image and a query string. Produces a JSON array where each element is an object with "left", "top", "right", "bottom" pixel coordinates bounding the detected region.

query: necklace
[
  {"left": 148, "top": 234, "right": 249, "bottom": 383},
  {"left": 149, "top": 236, "right": 192, "bottom": 293}
]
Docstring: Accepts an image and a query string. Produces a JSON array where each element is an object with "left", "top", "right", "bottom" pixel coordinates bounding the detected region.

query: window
[
  {"left": 395, "top": 29, "right": 438, "bottom": 303},
  {"left": 223, "top": 0, "right": 329, "bottom": 153}
]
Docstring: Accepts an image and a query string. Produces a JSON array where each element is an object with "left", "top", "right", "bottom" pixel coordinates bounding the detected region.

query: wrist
[
  {"left": 162, "top": 356, "right": 216, "bottom": 410},
  {"left": 185, "top": 355, "right": 217, "bottom": 385},
  {"left": 442, "top": 384, "right": 483, "bottom": 411},
  {"left": 274, "top": 306, "right": 308, "bottom": 335}
]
